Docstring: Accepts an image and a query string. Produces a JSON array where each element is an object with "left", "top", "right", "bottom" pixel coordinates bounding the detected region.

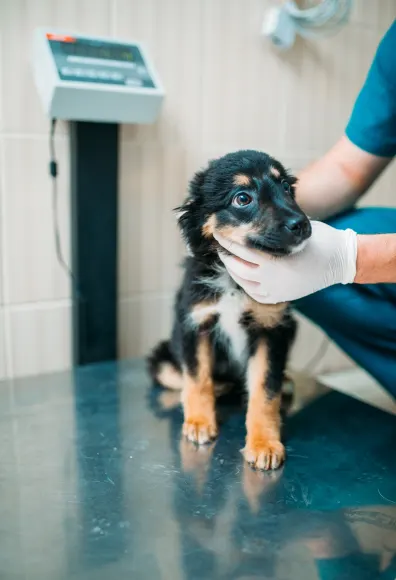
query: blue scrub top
[{"left": 345, "top": 20, "right": 396, "bottom": 158}]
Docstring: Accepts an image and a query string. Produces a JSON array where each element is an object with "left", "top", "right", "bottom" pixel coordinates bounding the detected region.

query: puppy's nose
[{"left": 284, "top": 215, "right": 310, "bottom": 238}]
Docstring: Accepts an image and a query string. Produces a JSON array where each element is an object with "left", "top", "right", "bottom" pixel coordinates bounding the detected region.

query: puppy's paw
[
  {"left": 242, "top": 439, "right": 285, "bottom": 471},
  {"left": 183, "top": 417, "right": 218, "bottom": 445}
]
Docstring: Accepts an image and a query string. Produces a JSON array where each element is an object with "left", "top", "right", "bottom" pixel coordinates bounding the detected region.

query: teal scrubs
[
  {"left": 346, "top": 20, "right": 396, "bottom": 157},
  {"left": 296, "top": 20, "right": 396, "bottom": 397}
]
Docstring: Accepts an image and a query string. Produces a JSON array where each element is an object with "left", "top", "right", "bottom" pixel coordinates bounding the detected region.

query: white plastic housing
[{"left": 31, "top": 28, "right": 165, "bottom": 124}]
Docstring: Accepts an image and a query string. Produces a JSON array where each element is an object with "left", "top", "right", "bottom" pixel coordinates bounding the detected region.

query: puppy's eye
[
  {"left": 232, "top": 192, "right": 253, "bottom": 207},
  {"left": 281, "top": 180, "right": 291, "bottom": 193}
]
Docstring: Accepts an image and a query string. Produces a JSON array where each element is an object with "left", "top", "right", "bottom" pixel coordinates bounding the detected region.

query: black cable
[
  {"left": 49, "top": 119, "right": 88, "bottom": 364},
  {"left": 49, "top": 119, "right": 82, "bottom": 300}
]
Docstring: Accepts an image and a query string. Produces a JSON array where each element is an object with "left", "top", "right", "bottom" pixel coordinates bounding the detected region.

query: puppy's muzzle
[{"left": 282, "top": 214, "right": 312, "bottom": 247}]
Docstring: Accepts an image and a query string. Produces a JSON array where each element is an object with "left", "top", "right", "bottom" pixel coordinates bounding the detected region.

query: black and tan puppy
[{"left": 148, "top": 150, "right": 311, "bottom": 470}]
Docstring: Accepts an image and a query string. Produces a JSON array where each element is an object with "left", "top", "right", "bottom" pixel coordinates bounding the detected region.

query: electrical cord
[
  {"left": 49, "top": 119, "right": 87, "bottom": 363},
  {"left": 49, "top": 119, "right": 83, "bottom": 301}
]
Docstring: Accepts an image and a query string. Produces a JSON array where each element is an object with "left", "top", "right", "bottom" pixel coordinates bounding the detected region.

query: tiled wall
[{"left": 0, "top": 1, "right": 395, "bottom": 379}]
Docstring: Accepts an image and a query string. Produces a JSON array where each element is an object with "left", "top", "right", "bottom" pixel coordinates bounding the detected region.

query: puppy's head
[{"left": 176, "top": 150, "right": 311, "bottom": 258}]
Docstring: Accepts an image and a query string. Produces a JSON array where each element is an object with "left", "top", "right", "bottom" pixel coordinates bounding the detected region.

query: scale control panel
[{"left": 32, "top": 29, "right": 165, "bottom": 124}]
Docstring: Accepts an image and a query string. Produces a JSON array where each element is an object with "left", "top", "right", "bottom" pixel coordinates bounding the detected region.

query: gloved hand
[{"left": 213, "top": 221, "right": 358, "bottom": 304}]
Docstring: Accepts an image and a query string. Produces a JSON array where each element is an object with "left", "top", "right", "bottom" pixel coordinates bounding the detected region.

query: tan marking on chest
[{"left": 244, "top": 297, "right": 287, "bottom": 328}]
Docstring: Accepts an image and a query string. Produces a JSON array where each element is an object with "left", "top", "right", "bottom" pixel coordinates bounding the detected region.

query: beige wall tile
[
  {"left": 0, "top": 0, "right": 112, "bottom": 134},
  {"left": 200, "top": 0, "right": 285, "bottom": 156},
  {"left": 0, "top": 239, "right": 3, "bottom": 305},
  {"left": 0, "top": 309, "right": 6, "bottom": 380},
  {"left": 115, "top": 0, "right": 203, "bottom": 151},
  {"left": 0, "top": 31, "right": 3, "bottom": 132},
  {"left": 3, "top": 136, "right": 71, "bottom": 304},
  {"left": 351, "top": 1, "right": 396, "bottom": 30},
  {"left": 0, "top": 136, "right": 4, "bottom": 306},
  {"left": 8, "top": 301, "right": 71, "bottom": 377},
  {"left": 281, "top": 25, "right": 382, "bottom": 155},
  {"left": 119, "top": 143, "right": 187, "bottom": 297},
  {"left": 118, "top": 294, "right": 174, "bottom": 359}
]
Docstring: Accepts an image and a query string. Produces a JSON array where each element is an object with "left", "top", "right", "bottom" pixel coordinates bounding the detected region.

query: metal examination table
[{"left": 0, "top": 359, "right": 395, "bottom": 579}]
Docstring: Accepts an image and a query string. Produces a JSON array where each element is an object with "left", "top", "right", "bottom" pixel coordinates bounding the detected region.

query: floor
[{"left": 0, "top": 359, "right": 395, "bottom": 580}]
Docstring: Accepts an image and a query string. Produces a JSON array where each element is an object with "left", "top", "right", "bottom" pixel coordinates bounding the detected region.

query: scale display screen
[
  {"left": 47, "top": 33, "right": 156, "bottom": 88},
  {"left": 57, "top": 39, "right": 135, "bottom": 62}
]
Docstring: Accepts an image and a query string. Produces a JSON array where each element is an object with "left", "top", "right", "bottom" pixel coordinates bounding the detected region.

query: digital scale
[
  {"left": 32, "top": 29, "right": 165, "bottom": 366},
  {"left": 32, "top": 28, "right": 164, "bottom": 124}
]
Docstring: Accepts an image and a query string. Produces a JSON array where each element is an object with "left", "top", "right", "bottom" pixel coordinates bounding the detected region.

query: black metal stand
[{"left": 70, "top": 121, "right": 119, "bottom": 366}]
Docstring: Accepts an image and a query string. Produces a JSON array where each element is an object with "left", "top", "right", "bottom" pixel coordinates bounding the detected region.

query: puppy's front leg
[
  {"left": 182, "top": 333, "right": 217, "bottom": 445},
  {"left": 242, "top": 340, "right": 285, "bottom": 470}
]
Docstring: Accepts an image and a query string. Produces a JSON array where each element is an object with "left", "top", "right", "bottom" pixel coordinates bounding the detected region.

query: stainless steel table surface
[{"left": 0, "top": 359, "right": 395, "bottom": 580}]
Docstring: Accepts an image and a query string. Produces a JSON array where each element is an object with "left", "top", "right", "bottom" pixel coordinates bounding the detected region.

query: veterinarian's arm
[
  {"left": 295, "top": 135, "right": 391, "bottom": 220},
  {"left": 214, "top": 223, "right": 396, "bottom": 304},
  {"left": 355, "top": 233, "right": 396, "bottom": 284}
]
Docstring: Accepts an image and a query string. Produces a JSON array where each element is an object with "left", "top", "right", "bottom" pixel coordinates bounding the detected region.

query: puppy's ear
[
  {"left": 173, "top": 197, "right": 197, "bottom": 255},
  {"left": 174, "top": 196, "right": 198, "bottom": 240},
  {"left": 174, "top": 167, "right": 207, "bottom": 225},
  {"left": 173, "top": 167, "right": 208, "bottom": 253},
  {"left": 188, "top": 167, "right": 207, "bottom": 200},
  {"left": 174, "top": 198, "right": 192, "bottom": 223}
]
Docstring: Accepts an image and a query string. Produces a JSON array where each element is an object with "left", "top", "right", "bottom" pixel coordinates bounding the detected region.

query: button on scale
[
  {"left": 61, "top": 66, "right": 124, "bottom": 82},
  {"left": 126, "top": 77, "right": 143, "bottom": 87},
  {"left": 61, "top": 66, "right": 72, "bottom": 75}
]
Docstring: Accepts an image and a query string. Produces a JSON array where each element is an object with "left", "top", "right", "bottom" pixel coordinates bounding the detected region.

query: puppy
[{"left": 148, "top": 150, "right": 311, "bottom": 470}]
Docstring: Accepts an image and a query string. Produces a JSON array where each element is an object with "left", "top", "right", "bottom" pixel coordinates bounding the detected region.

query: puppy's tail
[{"left": 147, "top": 340, "right": 183, "bottom": 390}]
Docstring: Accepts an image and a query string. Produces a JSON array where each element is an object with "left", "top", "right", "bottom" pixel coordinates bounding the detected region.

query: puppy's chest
[
  {"left": 190, "top": 289, "right": 247, "bottom": 362},
  {"left": 189, "top": 273, "right": 285, "bottom": 364},
  {"left": 215, "top": 290, "right": 248, "bottom": 362}
]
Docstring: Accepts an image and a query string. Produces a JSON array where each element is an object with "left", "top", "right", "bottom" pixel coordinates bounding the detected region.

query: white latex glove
[{"left": 213, "top": 221, "right": 358, "bottom": 304}]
